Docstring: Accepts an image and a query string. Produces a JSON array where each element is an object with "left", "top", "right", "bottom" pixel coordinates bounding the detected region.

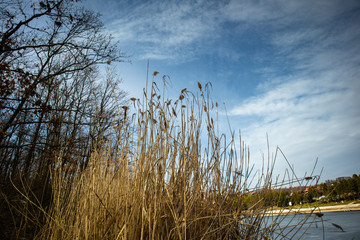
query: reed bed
[{"left": 36, "top": 74, "right": 312, "bottom": 239}]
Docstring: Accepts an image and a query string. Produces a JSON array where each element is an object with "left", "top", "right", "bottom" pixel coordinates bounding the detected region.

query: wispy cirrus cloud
[
  {"left": 101, "top": 0, "right": 221, "bottom": 61},
  {"left": 225, "top": 0, "right": 360, "bottom": 178},
  {"left": 222, "top": 0, "right": 358, "bottom": 25},
  {"left": 230, "top": 78, "right": 359, "bottom": 176},
  {"left": 229, "top": 41, "right": 360, "bottom": 178},
  {"left": 87, "top": 0, "right": 360, "bottom": 64}
]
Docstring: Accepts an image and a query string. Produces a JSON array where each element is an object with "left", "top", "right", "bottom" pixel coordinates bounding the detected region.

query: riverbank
[{"left": 266, "top": 202, "right": 360, "bottom": 215}]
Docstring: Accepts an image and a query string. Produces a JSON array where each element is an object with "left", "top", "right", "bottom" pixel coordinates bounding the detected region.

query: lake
[{"left": 265, "top": 211, "right": 360, "bottom": 239}]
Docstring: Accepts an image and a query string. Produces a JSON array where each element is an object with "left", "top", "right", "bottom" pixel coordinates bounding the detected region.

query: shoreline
[{"left": 265, "top": 203, "right": 360, "bottom": 215}]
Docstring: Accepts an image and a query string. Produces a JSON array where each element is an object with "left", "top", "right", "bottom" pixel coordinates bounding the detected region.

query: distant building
[
  {"left": 336, "top": 176, "right": 351, "bottom": 181},
  {"left": 325, "top": 179, "right": 335, "bottom": 184},
  {"left": 325, "top": 176, "right": 351, "bottom": 184}
]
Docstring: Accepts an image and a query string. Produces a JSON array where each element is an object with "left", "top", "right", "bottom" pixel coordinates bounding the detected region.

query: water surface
[{"left": 267, "top": 211, "right": 360, "bottom": 239}]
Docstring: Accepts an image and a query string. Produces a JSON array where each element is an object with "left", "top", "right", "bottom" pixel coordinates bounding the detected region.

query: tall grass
[{"left": 36, "top": 73, "right": 312, "bottom": 239}]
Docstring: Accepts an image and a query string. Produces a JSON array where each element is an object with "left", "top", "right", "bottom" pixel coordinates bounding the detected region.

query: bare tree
[{"left": 0, "top": 0, "right": 127, "bottom": 178}]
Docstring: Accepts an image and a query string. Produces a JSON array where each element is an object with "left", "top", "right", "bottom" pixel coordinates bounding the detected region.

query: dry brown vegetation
[{"left": 31, "top": 74, "right": 312, "bottom": 239}]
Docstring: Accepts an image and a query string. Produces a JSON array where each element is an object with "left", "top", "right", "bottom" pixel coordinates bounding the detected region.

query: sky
[{"left": 83, "top": 0, "right": 360, "bottom": 183}]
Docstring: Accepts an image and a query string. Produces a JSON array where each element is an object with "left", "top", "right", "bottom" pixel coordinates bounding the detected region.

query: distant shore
[{"left": 266, "top": 202, "right": 360, "bottom": 215}]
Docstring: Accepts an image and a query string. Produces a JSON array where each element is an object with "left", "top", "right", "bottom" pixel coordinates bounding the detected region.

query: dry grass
[{"left": 32, "top": 74, "right": 313, "bottom": 239}]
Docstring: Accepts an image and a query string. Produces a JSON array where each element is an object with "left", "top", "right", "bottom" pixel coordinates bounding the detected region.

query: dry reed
[{"left": 35, "top": 73, "right": 314, "bottom": 239}]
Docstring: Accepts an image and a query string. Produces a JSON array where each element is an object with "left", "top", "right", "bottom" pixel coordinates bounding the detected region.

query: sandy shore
[{"left": 266, "top": 202, "right": 360, "bottom": 215}]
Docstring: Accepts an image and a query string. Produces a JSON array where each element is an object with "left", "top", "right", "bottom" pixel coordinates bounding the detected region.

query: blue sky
[{"left": 84, "top": 0, "right": 360, "bottom": 183}]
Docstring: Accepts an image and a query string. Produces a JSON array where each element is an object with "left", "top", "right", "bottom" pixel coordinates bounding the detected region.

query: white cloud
[
  {"left": 228, "top": 62, "right": 360, "bottom": 179},
  {"left": 221, "top": 0, "right": 285, "bottom": 23},
  {"left": 101, "top": 0, "right": 220, "bottom": 61},
  {"left": 226, "top": 1, "right": 360, "bottom": 177},
  {"left": 226, "top": 0, "right": 360, "bottom": 177},
  {"left": 223, "top": 0, "right": 359, "bottom": 25},
  {"left": 86, "top": 0, "right": 360, "bottom": 64}
]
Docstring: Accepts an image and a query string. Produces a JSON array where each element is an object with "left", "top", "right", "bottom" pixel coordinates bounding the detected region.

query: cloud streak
[
  {"left": 102, "top": 0, "right": 220, "bottom": 61},
  {"left": 228, "top": 17, "right": 360, "bottom": 178},
  {"left": 219, "top": 0, "right": 360, "bottom": 179}
]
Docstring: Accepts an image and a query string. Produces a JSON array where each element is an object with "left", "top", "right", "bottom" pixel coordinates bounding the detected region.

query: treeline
[
  {"left": 0, "top": 0, "right": 127, "bottom": 238},
  {"left": 318, "top": 174, "right": 360, "bottom": 202},
  {"left": 238, "top": 174, "right": 360, "bottom": 209}
]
